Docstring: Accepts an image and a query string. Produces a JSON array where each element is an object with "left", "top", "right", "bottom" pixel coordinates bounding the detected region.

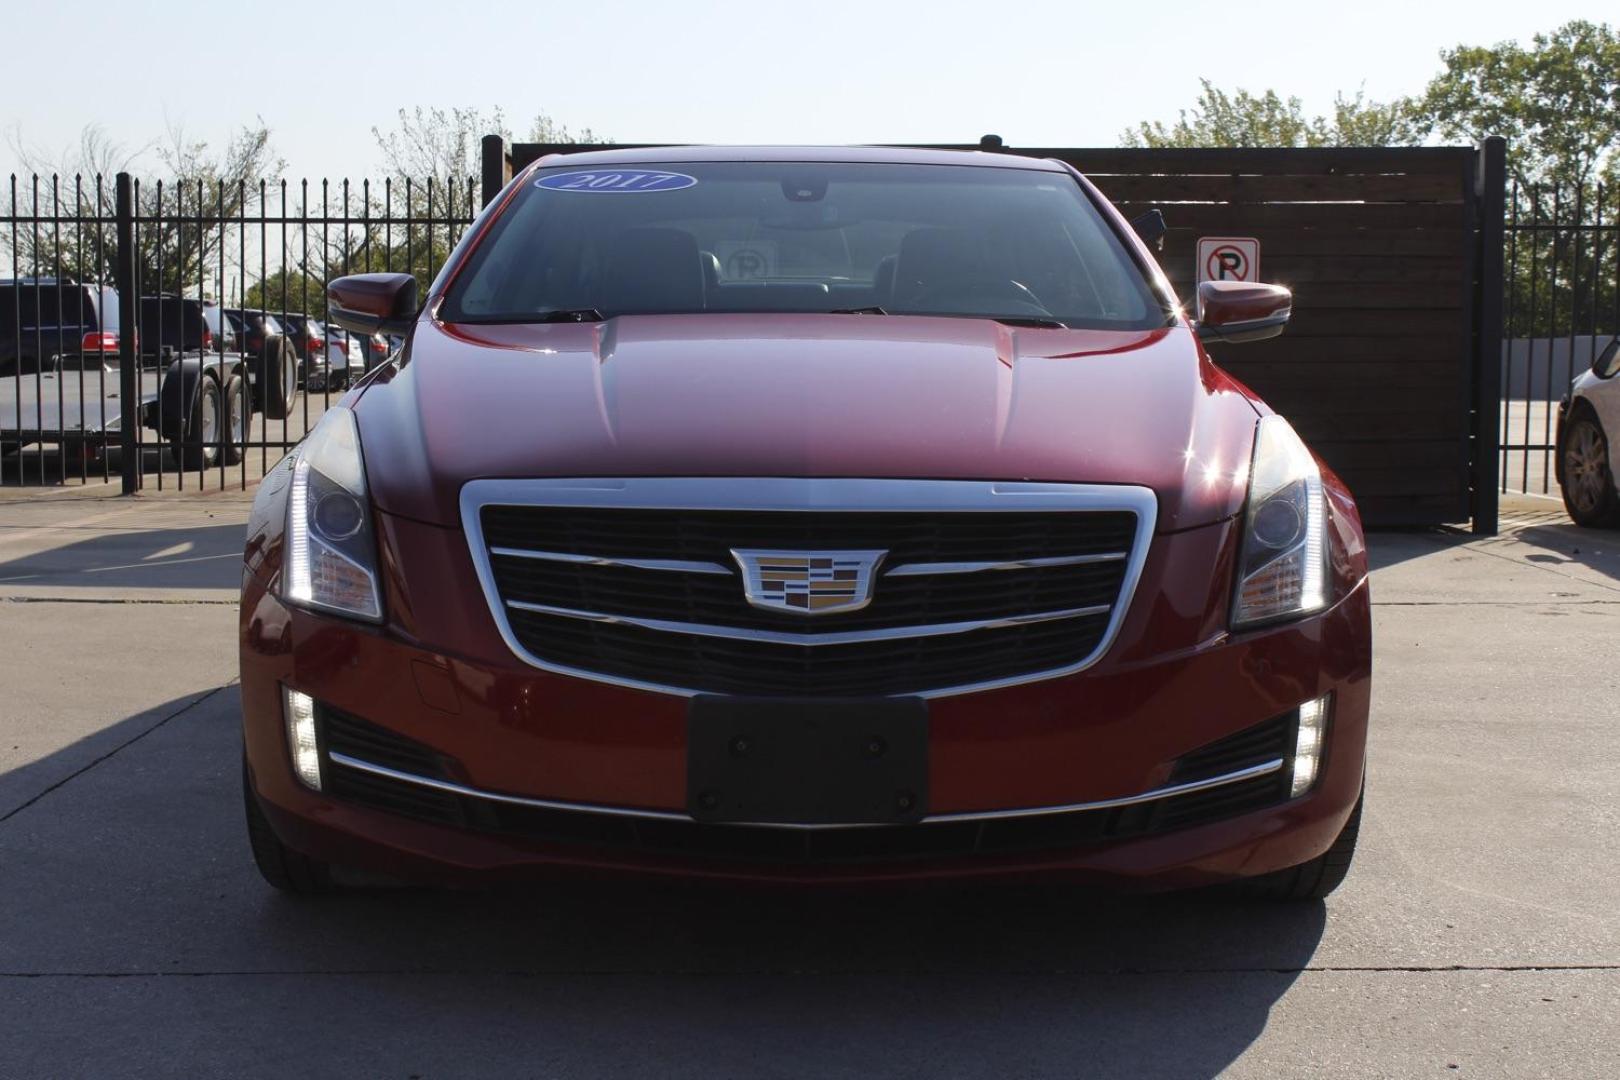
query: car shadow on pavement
[
  {"left": 1365, "top": 518, "right": 1620, "bottom": 585},
  {"left": 1, "top": 687, "right": 1327, "bottom": 1078},
  {"left": 1497, "top": 521, "right": 1620, "bottom": 584},
  {"left": 1365, "top": 528, "right": 1466, "bottom": 572},
  {"left": 290, "top": 880, "right": 1326, "bottom": 1078},
  {"left": 0, "top": 523, "right": 245, "bottom": 591}
]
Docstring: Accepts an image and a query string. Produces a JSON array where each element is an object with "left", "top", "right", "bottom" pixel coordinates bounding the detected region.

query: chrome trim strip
[
  {"left": 461, "top": 478, "right": 1159, "bottom": 699},
  {"left": 328, "top": 752, "right": 692, "bottom": 822},
  {"left": 886, "top": 551, "right": 1128, "bottom": 576},
  {"left": 926, "top": 759, "right": 1284, "bottom": 822},
  {"left": 327, "top": 752, "right": 1284, "bottom": 831},
  {"left": 466, "top": 476, "right": 1158, "bottom": 512},
  {"left": 490, "top": 546, "right": 732, "bottom": 576},
  {"left": 504, "top": 598, "right": 1110, "bottom": 645}
]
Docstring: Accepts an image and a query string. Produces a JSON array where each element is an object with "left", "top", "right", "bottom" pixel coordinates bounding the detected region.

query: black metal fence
[
  {"left": 1500, "top": 180, "right": 1620, "bottom": 497},
  {"left": 2, "top": 171, "right": 476, "bottom": 491}
]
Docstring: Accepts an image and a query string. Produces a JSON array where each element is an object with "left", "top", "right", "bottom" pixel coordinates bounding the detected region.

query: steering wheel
[{"left": 907, "top": 277, "right": 1053, "bottom": 317}]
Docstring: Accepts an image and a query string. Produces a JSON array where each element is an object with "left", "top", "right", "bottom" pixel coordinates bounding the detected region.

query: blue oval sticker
[{"left": 535, "top": 170, "right": 697, "bottom": 193}]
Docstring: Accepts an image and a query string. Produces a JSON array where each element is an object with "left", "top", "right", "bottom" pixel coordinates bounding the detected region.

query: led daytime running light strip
[{"left": 1291, "top": 695, "right": 1330, "bottom": 797}]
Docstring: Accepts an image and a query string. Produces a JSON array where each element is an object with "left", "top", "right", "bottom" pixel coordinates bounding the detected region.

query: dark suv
[
  {"left": 139, "top": 295, "right": 234, "bottom": 360},
  {"left": 1, "top": 279, "right": 122, "bottom": 376}
]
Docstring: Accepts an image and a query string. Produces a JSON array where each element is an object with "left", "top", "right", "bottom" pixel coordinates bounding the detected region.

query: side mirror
[
  {"left": 326, "top": 273, "right": 419, "bottom": 337},
  {"left": 1594, "top": 337, "right": 1620, "bottom": 379},
  {"left": 1129, "top": 209, "right": 1167, "bottom": 250},
  {"left": 1196, "top": 280, "right": 1291, "bottom": 344}
]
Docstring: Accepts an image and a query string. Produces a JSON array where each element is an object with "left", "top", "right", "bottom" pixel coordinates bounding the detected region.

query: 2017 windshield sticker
[{"left": 535, "top": 171, "right": 697, "bottom": 193}]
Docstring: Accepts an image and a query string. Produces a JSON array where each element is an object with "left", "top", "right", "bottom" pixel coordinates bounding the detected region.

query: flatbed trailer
[{"left": 0, "top": 349, "right": 274, "bottom": 469}]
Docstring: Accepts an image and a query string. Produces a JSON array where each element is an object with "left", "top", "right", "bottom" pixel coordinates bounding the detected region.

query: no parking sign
[{"left": 1196, "top": 237, "right": 1260, "bottom": 284}]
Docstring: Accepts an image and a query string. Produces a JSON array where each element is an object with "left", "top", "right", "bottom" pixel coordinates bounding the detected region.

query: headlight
[
  {"left": 284, "top": 405, "right": 382, "bottom": 621},
  {"left": 1232, "top": 415, "right": 1328, "bottom": 628}
]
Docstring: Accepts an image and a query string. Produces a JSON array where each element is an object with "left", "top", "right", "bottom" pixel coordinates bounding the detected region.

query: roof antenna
[{"left": 979, "top": 134, "right": 1004, "bottom": 152}]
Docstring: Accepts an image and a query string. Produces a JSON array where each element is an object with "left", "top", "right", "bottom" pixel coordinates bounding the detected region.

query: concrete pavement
[{"left": 1, "top": 488, "right": 1616, "bottom": 1078}]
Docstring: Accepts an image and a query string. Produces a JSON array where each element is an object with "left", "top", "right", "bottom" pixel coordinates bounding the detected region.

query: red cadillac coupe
[{"left": 239, "top": 146, "right": 1370, "bottom": 898}]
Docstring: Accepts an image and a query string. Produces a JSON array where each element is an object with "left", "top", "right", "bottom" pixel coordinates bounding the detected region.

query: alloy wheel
[{"left": 1564, "top": 419, "right": 1610, "bottom": 515}]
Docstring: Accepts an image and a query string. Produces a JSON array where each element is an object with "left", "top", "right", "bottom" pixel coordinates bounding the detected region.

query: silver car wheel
[{"left": 1564, "top": 418, "right": 1609, "bottom": 515}]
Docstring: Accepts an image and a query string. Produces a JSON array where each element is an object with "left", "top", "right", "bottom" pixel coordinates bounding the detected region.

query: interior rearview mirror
[
  {"left": 326, "top": 273, "right": 419, "bottom": 337},
  {"left": 1195, "top": 281, "right": 1292, "bottom": 344},
  {"left": 1129, "top": 209, "right": 1167, "bottom": 250}
]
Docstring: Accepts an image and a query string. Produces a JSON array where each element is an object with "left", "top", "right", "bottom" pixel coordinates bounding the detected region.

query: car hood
[{"left": 355, "top": 314, "right": 1261, "bottom": 531}]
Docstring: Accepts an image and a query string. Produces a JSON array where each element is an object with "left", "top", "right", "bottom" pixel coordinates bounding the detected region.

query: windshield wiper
[
  {"left": 992, "top": 316, "right": 1068, "bottom": 329},
  {"left": 533, "top": 308, "right": 605, "bottom": 323},
  {"left": 827, "top": 307, "right": 1066, "bottom": 328}
]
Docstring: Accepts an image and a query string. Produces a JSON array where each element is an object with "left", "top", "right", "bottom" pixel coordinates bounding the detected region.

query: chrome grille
[{"left": 462, "top": 479, "right": 1157, "bottom": 698}]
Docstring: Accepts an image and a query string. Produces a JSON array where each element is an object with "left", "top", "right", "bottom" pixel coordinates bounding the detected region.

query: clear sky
[{"left": 1, "top": 0, "right": 1609, "bottom": 183}]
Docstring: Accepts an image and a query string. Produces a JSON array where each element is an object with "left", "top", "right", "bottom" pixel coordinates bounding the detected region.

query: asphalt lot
[{"left": 0, "top": 489, "right": 1616, "bottom": 1078}]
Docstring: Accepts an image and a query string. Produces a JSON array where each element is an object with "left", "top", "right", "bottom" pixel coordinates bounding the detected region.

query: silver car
[{"left": 1559, "top": 336, "right": 1620, "bottom": 527}]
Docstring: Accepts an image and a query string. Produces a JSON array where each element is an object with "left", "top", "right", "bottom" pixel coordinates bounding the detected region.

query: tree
[
  {"left": 371, "top": 106, "right": 606, "bottom": 186},
  {"left": 1420, "top": 19, "right": 1620, "bottom": 190},
  {"left": 1122, "top": 80, "right": 1429, "bottom": 148},
  {"left": 1420, "top": 21, "right": 1620, "bottom": 338},
  {"left": 3, "top": 119, "right": 282, "bottom": 295},
  {"left": 1325, "top": 89, "right": 1433, "bottom": 148},
  {"left": 243, "top": 268, "right": 326, "bottom": 316}
]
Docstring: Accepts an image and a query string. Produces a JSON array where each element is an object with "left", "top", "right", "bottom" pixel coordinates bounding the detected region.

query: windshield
[{"left": 442, "top": 161, "right": 1165, "bottom": 330}]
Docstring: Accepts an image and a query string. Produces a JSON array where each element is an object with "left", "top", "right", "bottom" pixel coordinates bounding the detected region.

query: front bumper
[{"left": 240, "top": 553, "right": 1370, "bottom": 887}]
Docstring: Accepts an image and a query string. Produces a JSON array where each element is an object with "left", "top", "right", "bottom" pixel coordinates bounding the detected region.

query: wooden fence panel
[{"left": 1054, "top": 146, "right": 1480, "bottom": 527}]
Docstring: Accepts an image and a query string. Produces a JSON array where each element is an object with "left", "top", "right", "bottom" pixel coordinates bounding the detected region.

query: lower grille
[
  {"left": 323, "top": 707, "right": 452, "bottom": 778},
  {"left": 320, "top": 709, "right": 1298, "bottom": 865},
  {"left": 1169, "top": 713, "right": 1296, "bottom": 783}
]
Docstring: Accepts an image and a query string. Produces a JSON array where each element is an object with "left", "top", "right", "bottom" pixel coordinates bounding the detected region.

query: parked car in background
[
  {"left": 1557, "top": 336, "right": 1620, "bottom": 527},
  {"left": 357, "top": 329, "right": 392, "bottom": 372},
  {"left": 0, "top": 278, "right": 121, "bottom": 377},
  {"left": 222, "top": 308, "right": 299, "bottom": 421},
  {"left": 142, "top": 295, "right": 235, "bottom": 358},
  {"left": 242, "top": 147, "right": 1371, "bottom": 901},
  {"left": 280, "top": 313, "right": 364, "bottom": 392}
]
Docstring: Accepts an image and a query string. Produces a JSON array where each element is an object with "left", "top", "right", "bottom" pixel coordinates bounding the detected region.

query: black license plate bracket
[{"left": 686, "top": 696, "right": 929, "bottom": 825}]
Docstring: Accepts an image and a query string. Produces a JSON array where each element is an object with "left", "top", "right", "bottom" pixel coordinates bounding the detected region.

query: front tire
[
  {"left": 1239, "top": 792, "right": 1362, "bottom": 902},
  {"left": 243, "top": 758, "right": 334, "bottom": 896},
  {"left": 1560, "top": 412, "right": 1620, "bottom": 527}
]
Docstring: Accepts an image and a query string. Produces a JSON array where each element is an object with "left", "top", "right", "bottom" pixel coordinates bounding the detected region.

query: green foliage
[
  {"left": 1122, "top": 80, "right": 1429, "bottom": 148},
  {"left": 1418, "top": 21, "right": 1620, "bottom": 337},
  {"left": 243, "top": 268, "right": 326, "bottom": 316},
  {"left": 1421, "top": 20, "right": 1620, "bottom": 189}
]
